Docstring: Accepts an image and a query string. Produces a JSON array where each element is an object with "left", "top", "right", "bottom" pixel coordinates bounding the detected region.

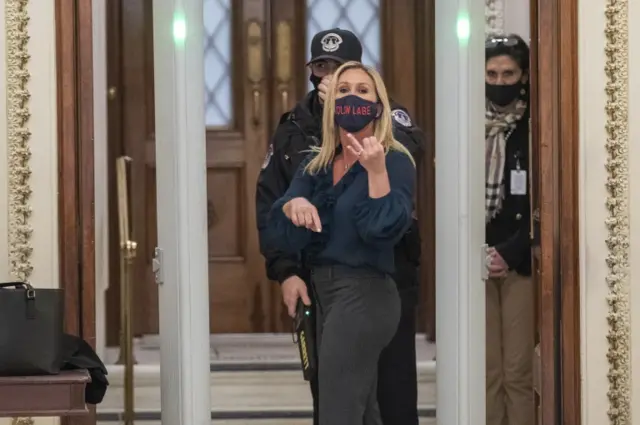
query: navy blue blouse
[{"left": 266, "top": 150, "right": 415, "bottom": 275}]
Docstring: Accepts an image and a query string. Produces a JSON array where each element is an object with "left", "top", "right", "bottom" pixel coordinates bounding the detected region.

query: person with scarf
[{"left": 484, "top": 34, "right": 534, "bottom": 425}]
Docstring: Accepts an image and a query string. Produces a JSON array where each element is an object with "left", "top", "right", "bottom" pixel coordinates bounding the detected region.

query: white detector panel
[
  {"left": 435, "top": 0, "right": 486, "bottom": 423},
  {"left": 153, "top": 1, "right": 212, "bottom": 424}
]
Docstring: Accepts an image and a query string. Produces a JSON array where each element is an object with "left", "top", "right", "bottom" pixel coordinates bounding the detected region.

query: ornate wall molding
[
  {"left": 5, "top": 0, "right": 33, "bottom": 282},
  {"left": 485, "top": 0, "right": 505, "bottom": 36},
  {"left": 5, "top": 0, "right": 33, "bottom": 423},
  {"left": 603, "top": 0, "right": 631, "bottom": 422}
]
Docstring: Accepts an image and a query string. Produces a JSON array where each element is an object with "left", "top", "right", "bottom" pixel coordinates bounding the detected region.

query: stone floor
[
  {"left": 99, "top": 334, "right": 437, "bottom": 423},
  {"left": 104, "top": 333, "right": 437, "bottom": 365},
  {"left": 100, "top": 369, "right": 436, "bottom": 412},
  {"left": 98, "top": 420, "right": 437, "bottom": 425}
]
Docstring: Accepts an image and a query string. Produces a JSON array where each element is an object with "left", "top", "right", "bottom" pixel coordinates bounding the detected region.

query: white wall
[
  {"left": 0, "top": 0, "right": 59, "bottom": 424},
  {"left": 0, "top": 0, "right": 59, "bottom": 287},
  {"left": 25, "top": 0, "right": 60, "bottom": 288},
  {"left": 578, "top": 0, "right": 609, "bottom": 420},
  {"left": 579, "top": 0, "right": 635, "bottom": 423},
  {"left": 485, "top": 0, "right": 530, "bottom": 39},
  {"left": 503, "top": 0, "right": 530, "bottom": 40}
]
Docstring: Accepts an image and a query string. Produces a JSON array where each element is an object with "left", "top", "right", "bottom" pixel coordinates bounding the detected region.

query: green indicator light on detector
[
  {"left": 457, "top": 15, "right": 470, "bottom": 41},
  {"left": 173, "top": 14, "right": 187, "bottom": 43}
]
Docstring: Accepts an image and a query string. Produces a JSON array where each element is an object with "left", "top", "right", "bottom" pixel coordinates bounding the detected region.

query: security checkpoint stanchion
[
  {"left": 152, "top": 1, "right": 212, "bottom": 424},
  {"left": 435, "top": 0, "right": 486, "bottom": 424}
]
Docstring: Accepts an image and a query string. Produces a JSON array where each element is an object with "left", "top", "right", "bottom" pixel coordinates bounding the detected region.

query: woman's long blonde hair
[{"left": 305, "top": 61, "right": 415, "bottom": 174}]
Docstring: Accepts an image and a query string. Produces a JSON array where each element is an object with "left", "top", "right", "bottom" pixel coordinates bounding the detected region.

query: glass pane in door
[{"left": 203, "top": 0, "right": 232, "bottom": 127}]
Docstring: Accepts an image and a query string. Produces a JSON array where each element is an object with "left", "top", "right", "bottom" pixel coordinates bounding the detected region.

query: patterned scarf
[{"left": 485, "top": 100, "right": 527, "bottom": 223}]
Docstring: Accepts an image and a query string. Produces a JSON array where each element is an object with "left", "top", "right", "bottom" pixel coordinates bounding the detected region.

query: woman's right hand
[{"left": 283, "top": 197, "right": 322, "bottom": 232}]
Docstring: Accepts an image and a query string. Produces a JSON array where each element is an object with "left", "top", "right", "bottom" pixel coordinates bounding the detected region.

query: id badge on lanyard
[{"left": 510, "top": 159, "right": 527, "bottom": 195}]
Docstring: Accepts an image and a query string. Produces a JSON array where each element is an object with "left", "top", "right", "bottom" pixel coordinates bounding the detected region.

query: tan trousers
[{"left": 486, "top": 272, "right": 534, "bottom": 425}]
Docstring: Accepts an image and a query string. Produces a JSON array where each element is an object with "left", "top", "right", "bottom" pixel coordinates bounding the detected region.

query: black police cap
[{"left": 306, "top": 28, "right": 363, "bottom": 66}]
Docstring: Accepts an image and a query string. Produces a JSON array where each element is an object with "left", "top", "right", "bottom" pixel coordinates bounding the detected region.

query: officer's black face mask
[
  {"left": 486, "top": 81, "right": 523, "bottom": 107},
  {"left": 309, "top": 73, "right": 322, "bottom": 90},
  {"left": 334, "top": 95, "right": 379, "bottom": 133}
]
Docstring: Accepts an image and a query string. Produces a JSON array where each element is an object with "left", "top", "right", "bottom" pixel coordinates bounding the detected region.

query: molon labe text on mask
[{"left": 335, "top": 104, "right": 373, "bottom": 116}]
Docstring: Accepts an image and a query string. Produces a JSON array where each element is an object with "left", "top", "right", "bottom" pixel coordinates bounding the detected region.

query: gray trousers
[{"left": 311, "top": 265, "right": 401, "bottom": 425}]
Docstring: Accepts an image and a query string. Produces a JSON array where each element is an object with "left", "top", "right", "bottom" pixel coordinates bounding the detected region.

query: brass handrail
[{"left": 115, "top": 156, "right": 137, "bottom": 425}]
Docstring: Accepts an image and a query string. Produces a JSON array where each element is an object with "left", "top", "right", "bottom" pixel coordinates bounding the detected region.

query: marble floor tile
[
  {"left": 98, "top": 420, "right": 436, "bottom": 425},
  {"left": 105, "top": 333, "right": 436, "bottom": 366},
  {"left": 99, "top": 371, "right": 436, "bottom": 412},
  {"left": 100, "top": 333, "right": 437, "bottom": 423}
]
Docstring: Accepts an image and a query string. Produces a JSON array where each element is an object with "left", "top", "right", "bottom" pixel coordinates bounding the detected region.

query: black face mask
[
  {"left": 309, "top": 74, "right": 322, "bottom": 90},
  {"left": 334, "top": 95, "right": 379, "bottom": 133},
  {"left": 486, "top": 82, "right": 523, "bottom": 106}
]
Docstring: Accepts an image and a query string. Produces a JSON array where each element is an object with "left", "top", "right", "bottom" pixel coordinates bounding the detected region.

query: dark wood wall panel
[
  {"left": 56, "top": 0, "right": 81, "bottom": 336},
  {"left": 382, "top": 0, "right": 417, "bottom": 114},
  {"left": 55, "top": 0, "right": 96, "bottom": 424},
  {"left": 414, "top": 0, "right": 436, "bottom": 340},
  {"left": 557, "top": 0, "right": 581, "bottom": 421},
  {"left": 56, "top": 0, "right": 96, "bottom": 350}
]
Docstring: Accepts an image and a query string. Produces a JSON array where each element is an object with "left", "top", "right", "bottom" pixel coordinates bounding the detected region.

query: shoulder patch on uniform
[
  {"left": 391, "top": 109, "right": 413, "bottom": 128},
  {"left": 262, "top": 144, "right": 274, "bottom": 169}
]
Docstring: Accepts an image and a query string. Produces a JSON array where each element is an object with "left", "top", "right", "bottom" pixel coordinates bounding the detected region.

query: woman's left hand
[{"left": 346, "top": 133, "right": 386, "bottom": 175}]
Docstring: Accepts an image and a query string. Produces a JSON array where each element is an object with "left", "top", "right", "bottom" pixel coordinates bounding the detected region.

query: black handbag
[
  {"left": 293, "top": 299, "right": 317, "bottom": 382},
  {"left": 0, "top": 282, "right": 65, "bottom": 375}
]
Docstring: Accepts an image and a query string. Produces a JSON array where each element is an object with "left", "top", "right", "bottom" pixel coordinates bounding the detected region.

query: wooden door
[
  {"left": 107, "top": 0, "right": 275, "bottom": 336},
  {"left": 106, "top": 0, "right": 432, "bottom": 340}
]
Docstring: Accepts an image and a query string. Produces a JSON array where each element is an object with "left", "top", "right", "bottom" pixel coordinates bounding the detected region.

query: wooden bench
[{"left": 0, "top": 370, "right": 91, "bottom": 417}]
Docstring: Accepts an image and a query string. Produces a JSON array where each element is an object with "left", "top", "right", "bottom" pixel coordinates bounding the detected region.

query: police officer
[{"left": 255, "top": 28, "right": 425, "bottom": 425}]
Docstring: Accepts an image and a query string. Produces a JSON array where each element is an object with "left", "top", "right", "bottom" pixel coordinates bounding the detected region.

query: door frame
[
  {"left": 55, "top": 0, "right": 96, "bottom": 425},
  {"left": 534, "top": 0, "right": 581, "bottom": 422}
]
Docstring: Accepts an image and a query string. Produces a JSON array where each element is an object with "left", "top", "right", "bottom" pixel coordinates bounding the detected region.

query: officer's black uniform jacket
[
  {"left": 255, "top": 91, "right": 426, "bottom": 303},
  {"left": 486, "top": 108, "right": 532, "bottom": 276}
]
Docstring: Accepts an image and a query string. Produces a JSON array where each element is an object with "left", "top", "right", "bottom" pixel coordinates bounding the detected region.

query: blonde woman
[{"left": 266, "top": 62, "right": 416, "bottom": 425}]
